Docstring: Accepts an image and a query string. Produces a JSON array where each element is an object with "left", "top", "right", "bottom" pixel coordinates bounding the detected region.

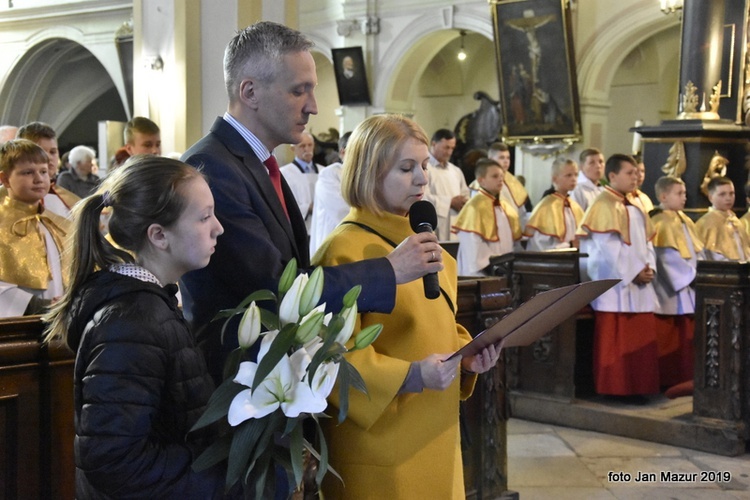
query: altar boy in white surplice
[
  {"left": 649, "top": 176, "right": 704, "bottom": 389},
  {"left": 524, "top": 157, "right": 584, "bottom": 251},
  {"left": 0, "top": 139, "right": 70, "bottom": 317},
  {"left": 576, "top": 153, "right": 660, "bottom": 399},
  {"left": 452, "top": 159, "right": 521, "bottom": 276}
]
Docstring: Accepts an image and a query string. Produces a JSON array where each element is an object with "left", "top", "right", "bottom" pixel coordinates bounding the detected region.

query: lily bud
[
  {"left": 279, "top": 273, "right": 308, "bottom": 325},
  {"left": 296, "top": 310, "right": 325, "bottom": 344},
  {"left": 278, "top": 259, "right": 298, "bottom": 296},
  {"left": 238, "top": 301, "right": 261, "bottom": 349},
  {"left": 353, "top": 324, "right": 383, "bottom": 350},
  {"left": 342, "top": 285, "right": 361, "bottom": 309},
  {"left": 334, "top": 302, "right": 358, "bottom": 346},
  {"left": 299, "top": 266, "right": 324, "bottom": 317}
]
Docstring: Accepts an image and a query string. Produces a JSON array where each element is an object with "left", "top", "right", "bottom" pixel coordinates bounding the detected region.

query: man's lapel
[{"left": 212, "top": 119, "right": 300, "bottom": 250}]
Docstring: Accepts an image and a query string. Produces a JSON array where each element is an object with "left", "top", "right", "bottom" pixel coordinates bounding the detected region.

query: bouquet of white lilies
[{"left": 190, "top": 259, "right": 381, "bottom": 497}]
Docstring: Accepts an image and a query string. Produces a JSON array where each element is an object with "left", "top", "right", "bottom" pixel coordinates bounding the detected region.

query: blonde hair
[
  {"left": 0, "top": 139, "right": 48, "bottom": 174},
  {"left": 551, "top": 157, "right": 578, "bottom": 177},
  {"left": 342, "top": 114, "right": 429, "bottom": 215},
  {"left": 654, "top": 176, "right": 685, "bottom": 198}
]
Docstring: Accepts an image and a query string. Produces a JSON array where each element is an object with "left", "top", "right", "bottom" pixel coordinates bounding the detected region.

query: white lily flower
[
  {"left": 279, "top": 273, "right": 308, "bottom": 325},
  {"left": 282, "top": 348, "right": 334, "bottom": 417},
  {"left": 335, "top": 303, "right": 358, "bottom": 346},
  {"left": 228, "top": 355, "right": 296, "bottom": 425},
  {"left": 237, "top": 301, "right": 261, "bottom": 349},
  {"left": 309, "top": 359, "right": 339, "bottom": 400}
]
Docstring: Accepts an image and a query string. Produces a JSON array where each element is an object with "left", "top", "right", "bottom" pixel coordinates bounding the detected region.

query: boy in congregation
[
  {"left": 15, "top": 121, "right": 80, "bottom": 217},
  {"left": 124, "top": 116, "right": 162, "bottom": 156},
  {"left": 629, "top": 157, "right": 654, "bottom": 212},
  {"left": 650, "top": 176, "right": 704, "bottom": 389},
  {"left": 0, "top": 139, "right": 70, "bottom": 316},
  {"left": 577, "top": 153, "right": 660, "bottom": 401},
  {"left": 452, "top": 158, "right": 521, "bottom": 276},
  {"left": 695, "top": 176, "right": 750, "bottom": 261},
  {"left": 487, "top": 142, "right": 529, "bottom": 225},
  {"left": 570, "top": 148, "right": 605, "bottom": 211},
  {"left": 524, "top": 157, "right": 584, "bottom": 251}
]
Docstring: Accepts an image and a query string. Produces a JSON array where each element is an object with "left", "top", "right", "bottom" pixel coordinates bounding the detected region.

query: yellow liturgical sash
[
  {"left": 50, "top": 184, "right": 81, "bottom": 209},
  {"left": 650, "top": 208, "right": 704, "bottom": 258},
  {"left": 577, "top": 186, "right": 655, "bottom": 244},
  {"left": 696, "top": 208, "right": 750, "bottom": 261},
  {"left": 627, "top": 189, "right": 654, "bottom": 213},
  {"left": 452, "top": 189, "right": 521, "bottom": 242},
  {"left": 0, "top": 197, "right": 71, "bottom": 289},
  {"left": 741, "top": 211, "right": 750, "bottom": 237},
  {"left": 503, "top": 171, "right": 528, "bottom": 207},
  {"left": 524, "top": 192, "right": 584, "bottom": 241}
]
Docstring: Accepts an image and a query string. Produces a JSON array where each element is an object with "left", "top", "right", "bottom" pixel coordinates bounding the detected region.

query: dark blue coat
[{"left": 67, "top": 271, "right": 223, "bottom": 499}]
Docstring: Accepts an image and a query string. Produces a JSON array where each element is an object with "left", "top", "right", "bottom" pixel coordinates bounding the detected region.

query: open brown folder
[{"left": 449, "top": 279, "right": 620, "bottom": 360}]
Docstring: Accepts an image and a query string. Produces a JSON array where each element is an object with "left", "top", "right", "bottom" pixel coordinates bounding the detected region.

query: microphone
[{"left": 409, "top": 200, "right": 440, "bottom": 300}]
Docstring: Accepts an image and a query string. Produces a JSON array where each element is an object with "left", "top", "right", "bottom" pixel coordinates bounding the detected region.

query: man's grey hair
[
  {"left": 69, "top": 145, "right": 96, "bottom": 168},
  {"left": 223, "top": 21, "right": 314, "bottom": 102}
]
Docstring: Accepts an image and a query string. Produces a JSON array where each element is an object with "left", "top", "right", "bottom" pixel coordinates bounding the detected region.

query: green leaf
[
  {"left": 252, "top": 452, "right": 272, "bottom": 499},
  {"left": 322, "top": 314, "right": 345, "bottom": 341},
  {"left": 307, "top": 326, "right": 340, "bottom": 385},
  {"left": 302, "top": 435, "right": 343, "bottom": 485},
  {"left": 283, "top": 416, "right": 299, "bottom": 437},
  {"left": 259, "top": 308, "right": 279, "bottom": 331},
  {"left": 342, "top": 285, "right": 361, "bottom": 309},
  {"left": 191, "top": 433, "right": 232, "bottom": 472},
  {"left": 310, "top": 417, "right": 334, "bottom": 486},
  {"left": 235, "top": 289, "right": 277, "bottom": 310},
  {"left": 222, "top": 347, "right": 243, "bottom": 381},
  {"left": 344, "top": 357, "right": 369, "bottom": 396},
  {"left": 226, "top": 418, "right": 266, "bottom": 490},
  {"left": 337, "top": 360, "right": 350, "bottom": 425},
  {"left": 278, "top": 259, "right": 298, "bottom": 296},
  {"left": 290, "top": 422, "right": 304, "bottom": 488},
  {"left": 251, "top": 410, "right": 284, "bottom": 464},
  {"left": 189, "top": 377, "right": 245, "bottom": 432},
  {"left": 212, "top": 289, "right": 276, "bottom": 323},
  {"left": 252, "top": 324, "right": 298, "bottom": 392}
]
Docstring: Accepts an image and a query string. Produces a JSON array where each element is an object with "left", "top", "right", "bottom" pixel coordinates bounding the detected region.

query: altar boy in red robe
[{"left": 577, "top": 153, "right": 660, "bottom": 400}]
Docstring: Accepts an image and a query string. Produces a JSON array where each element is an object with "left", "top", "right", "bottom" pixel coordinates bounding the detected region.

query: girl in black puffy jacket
[{"left": 45, "top": 156, "right": 226, "bottom": 499}]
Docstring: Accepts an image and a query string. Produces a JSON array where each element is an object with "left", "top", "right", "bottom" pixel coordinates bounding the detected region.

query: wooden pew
[
  {"left": 692, "top": 260, "right": 750, "bottom": 454},
  {"left": 488, "top": 251, "right": 592, "bottom": 399},
  {"left": 0, "top": 317, "right": 75, "bottom": 500},
  {"left": 0, "top": 276, "right": 515, "bottom": 500}
]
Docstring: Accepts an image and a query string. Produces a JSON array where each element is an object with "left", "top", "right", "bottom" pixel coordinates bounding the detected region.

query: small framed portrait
[
  {"left": 332, "top": 47, "right": 371, "bottom": 106},
  {"left": 491, "top": 0, "right": 582, "bottom": 142}
]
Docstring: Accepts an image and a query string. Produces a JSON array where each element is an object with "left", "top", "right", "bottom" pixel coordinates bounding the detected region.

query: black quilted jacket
[{"left": 67, "top": 271, "right": 224, "bottom": 499}]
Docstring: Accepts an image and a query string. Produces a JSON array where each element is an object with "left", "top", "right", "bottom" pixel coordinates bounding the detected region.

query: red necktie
[{"left": 263, "top": 156, "right": 288, "bottom": 218}]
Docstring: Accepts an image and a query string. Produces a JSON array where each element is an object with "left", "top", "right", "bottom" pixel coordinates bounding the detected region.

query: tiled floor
[{"left": 507, "top": 418, "right": 750, "bottom": 499}]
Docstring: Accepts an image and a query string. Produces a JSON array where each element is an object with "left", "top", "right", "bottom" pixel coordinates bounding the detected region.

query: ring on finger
[{"left": 431, "top": 251, "right": 436, "bottom": 261}]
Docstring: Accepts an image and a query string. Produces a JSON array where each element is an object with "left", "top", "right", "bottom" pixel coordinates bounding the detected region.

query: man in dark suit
[{"left": 181, "top": 21, "right": 443, "bottom": 382}]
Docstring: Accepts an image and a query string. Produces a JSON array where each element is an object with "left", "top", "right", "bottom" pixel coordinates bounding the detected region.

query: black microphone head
[{"left": 409, "top": 200, "right": 438, "bottom": 233}]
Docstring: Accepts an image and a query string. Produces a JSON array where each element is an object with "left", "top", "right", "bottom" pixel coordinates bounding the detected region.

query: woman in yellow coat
[{"left": 312, "top": 114, "right": 501, "bottom": 499}]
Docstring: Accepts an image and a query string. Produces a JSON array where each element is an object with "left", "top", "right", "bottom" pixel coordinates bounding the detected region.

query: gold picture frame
[{"left": 491, "top": 0, "right": 582, "bottom": 143}]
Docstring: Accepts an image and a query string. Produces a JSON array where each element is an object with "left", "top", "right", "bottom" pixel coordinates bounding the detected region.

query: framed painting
[
  {"left": 332, "top": 46, "right": 371, "bottom": 106},
  {"left": 491, "top": 0, "right": 581, "bottom": 142}
]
